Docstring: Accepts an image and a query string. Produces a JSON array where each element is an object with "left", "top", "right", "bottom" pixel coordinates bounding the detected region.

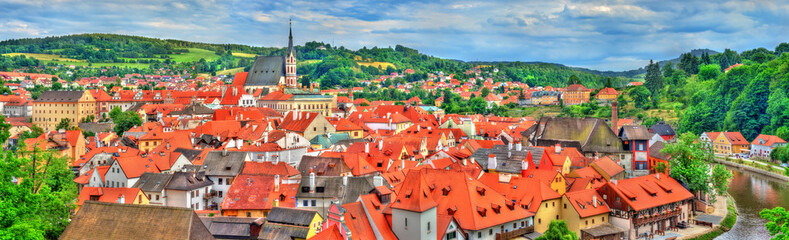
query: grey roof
[
  {"left": 619, "top": 125, "right": 651, "bottom": 140},
  {"left": 649, "top": 141, "right": 670, "bottom": 160},
  {"left": 60, "top": 201, "right": 214, "bottom": 240},
  {"left": 471, "top": 145, "right": 545, "bottom": 173},
  {"left": 166, "top": 171, "right": 214, "bottom": 191},
  {"left": 297, "top": 156, "right": 350, "bottom": 177},
  {"left": 202, "top": 151, "right": 247, "bottom": 176},
  {"left": 200, "top": 217, "right": 261, "bottom": 239},
  {"left": 258, "top": 223, "right": 309, "bottom": 240},
  {"left": 294, "top": 175, "right": 389, "bottom": 204},
  {"left": 580, "top": 223, "right": 626, "bottom": 237},
  {"left": 171, "top": 104, "right": 215, "bottom": 116},
  {"left": 35, "top": 90, "right": 84, "bottom": 102},
  {"left": 535, "top": 117, "right": 624, "bottom": 154},
  {"left": 649, "top": 121, "right": 676, "bottom": 136},
  {"left": 174, "top": 148, "right": 204, "bottom": 162},
  {"left": 78, "top": 122, "right": 115, "bottom": 133},
  {"left": 245, "top": 56, "right": 285, "bottom": 87},
  {"left": 132, "top": 172, "right": 173, "bottom": 192},
  {"left": 265, "top": 207, "right": 317, "bottom": 226}
]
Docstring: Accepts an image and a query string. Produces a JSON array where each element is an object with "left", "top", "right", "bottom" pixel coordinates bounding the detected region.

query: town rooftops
[
  {"left": 648, "top": 121, "right": 676, "bottom": 136},
  {"left": 60, "top": 201, "right": 214, "bottom": 240},
  {"left": 202, "top": 151, "right": 248, "bottom": 176},
  {"left": 34, "top": 90, "right": 85, "bottom": 102},
  {"left": 602, "top": 173, "right": 693, "bottom": 211},
  {"left": 265, "top": 207, "right": 317, "bottom": 226},
  {"left": 564, "top": 189, "right": 610, "bottom": 218},
  {"left": 132, "top": 172, "right": 173, "bottom": 193}
]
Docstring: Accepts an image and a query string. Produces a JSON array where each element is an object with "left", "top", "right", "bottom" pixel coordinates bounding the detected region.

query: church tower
[{"left": 285, "top": 19, "right": 298, "bottom": 88}]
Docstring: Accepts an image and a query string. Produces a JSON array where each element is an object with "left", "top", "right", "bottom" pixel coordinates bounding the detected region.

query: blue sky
[{"left": 1, "top": 0, "right": 788, "bottom": 71}]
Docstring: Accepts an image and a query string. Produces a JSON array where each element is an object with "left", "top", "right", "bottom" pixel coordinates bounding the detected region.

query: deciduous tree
[
  {"left": 536, "top": 220, "right": 578, "bottom": 240},
  {"left": 760, "top": 207, "right": 789, "bottom": 240}
]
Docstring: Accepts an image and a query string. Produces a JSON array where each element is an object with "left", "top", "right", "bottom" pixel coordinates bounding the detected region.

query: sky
[{"left": 1, "top": 0, "right": 788, "bottom": 71}]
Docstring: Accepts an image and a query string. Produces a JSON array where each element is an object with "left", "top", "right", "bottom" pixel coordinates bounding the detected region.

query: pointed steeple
[{"left": 287, "top": 18, "right": 294, "bottom": 57}]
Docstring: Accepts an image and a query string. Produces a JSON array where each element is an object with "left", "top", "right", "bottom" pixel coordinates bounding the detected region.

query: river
[{"left": 716, "top": 168, "right": 789, "bottom": 240}]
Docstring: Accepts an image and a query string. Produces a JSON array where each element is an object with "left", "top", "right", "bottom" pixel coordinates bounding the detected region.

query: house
[
  {"left": 618, "top": 125, "right": 651, "bottom": 173},
  {"left": 560, "top": 189, "right": 622, "bottom": 238},
  {"left": 648, "top": 142, "right": 671, "bottom": 174},
  {"left": 712, "top": 132, "right": 749, "bottom": 157},
  {"left": 391, "top": 168, "right": 535, "bottom": 240},
  {"left": 132, "top": 172, "right": 173, "bottom": 206},
  {"left": 201, "top": 150, "right": 250, "bottom": 206},
  {"left": 648, "top": 121, "right": 676, "bottom": 141},
  {"left": 32, "top": 90, "right": 96, "bottom": 132},
  {"left": 532, "top": 117, "right": 626, "bottom": 158},
  {"left": 60, "top": 201, "right": 214, "bottom": 240},
  {"left": 595, "top": 88, "right": 618, "bottom": 104},
  {"left": 164, "top": 171, "right": 214, "bottom": 210},
  {"left": 478, "top": 173, "right": 560, "bottom": 234},
  {"left": 104, "top": 155, "right": 160, "bottom": 188},
  {"left": 200, "top": 217, "right": 264, "bottom": 239},
  {"left": 220, "top": 174, "right": 298, "bottom": 217},
  {"left": 258, "top": 207, "right": 324, "bottom": 240},
  {"left": 295, "top": 173, "right": 389, "bottom": 218},
  {"left": 76, "top": 187, "right": 149, "bottom": 212},
  {"left": 596, "top": 173, "right": 694, "bottom": 240},
  {"left": 589, "top": 156, "right": 625, "bottom": 181},
  {"left": 279, "top": 111, "right": 337, "bottom": 141},
  {"left": 562, "top": 84, "right": 591, "bottom": 105},
  {"left": 750, "top": 134, "right": 786, "bottom": 159}
]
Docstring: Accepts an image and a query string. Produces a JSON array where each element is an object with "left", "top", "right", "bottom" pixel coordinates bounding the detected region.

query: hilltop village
[{"left": 1, "top": 28, "right": 785, "bottom": 240}]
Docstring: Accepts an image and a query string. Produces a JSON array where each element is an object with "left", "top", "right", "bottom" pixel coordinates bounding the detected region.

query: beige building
[
  {"left": 257, "top": 89, "right": 336, "bottom": 117},
  {"left": 33, "top": 91, "right": 96, "bottom": 132}
]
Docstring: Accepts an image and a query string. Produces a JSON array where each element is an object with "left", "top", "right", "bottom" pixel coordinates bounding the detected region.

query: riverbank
[
  {"left": 683, "top": 195, "right": 738, "bottom": 240},
  {"left": 714, "top": 157, "right": 789, "bottom": 182}
]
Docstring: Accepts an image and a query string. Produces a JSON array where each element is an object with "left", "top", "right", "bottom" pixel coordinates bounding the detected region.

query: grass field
[
  {"left": 216, "top": 67, "right": 245, "bottom": 76},
  {"left": 231, "top": 52, "right": 257, "bottom": 58},
  {"left": 168, "top": 48, "right": 221, "bottom": 62},
  {"left": 41, "top": 60, "right": 151, "bottom": 68},
  {"left": 357, "top": 61, "right": 396, "bottom": 69},
  {"left": 507, "top": 105, "right": 562, "bottom": 118},
  {"left": 2, "top": 53, "right": 85, "bottom": 62}
]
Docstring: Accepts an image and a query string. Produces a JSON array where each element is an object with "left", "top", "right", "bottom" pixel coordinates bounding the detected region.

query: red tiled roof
[
  {"left": 241, "top": 161, "right": 301, "bottom": 177},
  {"left": 603, "top": 173, "right": 694, "bottom": 211},
  {"left": 342, "top": 202, "right": 378, "bottom": 240},
  {"left": 752, "top": 134, "right": 786, "bottom": 147},
  {"left": 77, "top": 187, "right": 146, "bottom": 206},
  {"left": 564, "top": 189, "right": 610, "bottom": 218},
  {"left": 279, "top": 111, "right": 321, "bottom": 133},
  {"left": 723, "top": 132, "right": 749, "bottom": 145}
]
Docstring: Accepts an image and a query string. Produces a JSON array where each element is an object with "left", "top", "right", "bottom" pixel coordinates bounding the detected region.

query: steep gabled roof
[
  {"left": 602, "top": 173, "right": 694, "bottom": 211},
  {"left": 564, "top": 189, "right": 610, "bottom": 218}
]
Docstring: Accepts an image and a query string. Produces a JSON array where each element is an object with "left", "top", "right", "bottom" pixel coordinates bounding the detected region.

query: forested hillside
[{"left": 0, "top": 34, "right": 624, "bottom": 89}]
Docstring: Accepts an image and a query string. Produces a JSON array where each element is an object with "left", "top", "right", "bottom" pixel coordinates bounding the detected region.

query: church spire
[{"left": 288, "top": 18, "right": 294, "bottom": 56}]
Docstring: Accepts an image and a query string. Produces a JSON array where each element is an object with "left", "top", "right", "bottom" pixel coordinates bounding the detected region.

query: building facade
[{"left": 33, "top": 91, "right": 96, "bottom": 132}]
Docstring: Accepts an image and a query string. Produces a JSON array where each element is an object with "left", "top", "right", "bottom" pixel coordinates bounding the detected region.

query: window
[
  {"left": 405, "top": 218, "right": 408, "bottom": 227},
  {"left": 592, "top": 219, "right": 595, "bottom": 224},
  {"left": 247, "top": 212, "right": 252, "bottom": 217},
  {"left": 156, "top": 195, "right": 160, "bottom": 200},
  {"left": 489, "top": 229, "right": 493, "bottom": 235},
  {"left": 311, "top": 200, "right": 317, "bottom": 206},
  {"left": 218, "top": 178, "right": 223, "bottom": 185},
  {"left": 446, "top": 232, "right": 457, "bottom": 239},
  {"left": 585, "top": 220, "right": 588, "bottom": 225},
  {"left": 477, "top": 232, "right": 481, "bottom": 238},
  {"left": 303, "top": 200, "right": 308, "bottom": 207},
  {"left": 538, "top": 219, "right": 541, "bottom": 224},
  {"left": 564, "top": 204, "right": 567, "bottom": 209},
  {"left": 218, "top": 191, "right": 223, "bottom": 197},
  {"left": 427, "top": 222, "right": 431, "bottom": 232}
]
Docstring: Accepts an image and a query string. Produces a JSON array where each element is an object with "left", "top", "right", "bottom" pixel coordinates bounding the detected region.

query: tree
[
  {"left": 604, "top": 77, "right": 613, "bottom": 88},
  {"left": 481, "top": 87, "right": 491, "bottom": 98},
  {"left": 628, "top": 86, "right": 651, "bottom": 109},
  {"left": 698, "top": 64, "right": 721, "bottom": 81},
  {"left": 711, "top": 164, "right": 732, "bottom": 196},
  {"left": 110, "top": 106, "right": 142, "bottom": 136},
  {"left": 0, "top": 126, "right": 78, "bottom": 239},
  {"left": 645, "top": 60, "right": 663, "bottom": 95},
  {"left": 55, "top": 118, "right": 72, "bottom": 131},
  {"left": 771, "top": 145, "right": 789, "bottom": 163},
  {"left": 776, "top": 42, "right": 789, "bottom": 55},
  {"left": 567, "top": 74, "right": 580, "bottom": 85},
  {"left": 760, "top": 207, "right": 789, "bottom": 240},
  {"left": 51, "top": 81, "right": 62, "bottom": 91},
  {"left": 535, "top": 220, "right": 578, "bottom": 240},
  {"left": 678, "top": 53, "right": 699, "bottom": 74},
  {"left": 662, "top": 62, "right": 675, "bottom": 78},
  {"left": 661, "top": 133, "right": 712, "bottom": 199}
]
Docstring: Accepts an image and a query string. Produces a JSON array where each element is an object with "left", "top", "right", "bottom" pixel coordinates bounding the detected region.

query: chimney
[
  {"left": 656, "top": 173, "right": 660, "bottom": 179},
  {"left": 593, "top": 195, "right": 598, "bottom": 207},
  {"left": 611, "top": 179, "right": 617, "bottom": 185},
  {"left": 117, "top": 194, "right": 125, "bottom": 203},
  {"left": 273, "top": 155, "right": 279, "bottom": 164},
  {"left": 273, "top": 199, "right": 279, "bottom": 207},
  {"left": 611, "top": 101, "right": 618, "bottom": 131},
  {"left": 379, "top": 140, "right": 383, "bottom": 151},
  {"left": 401, "top": 159, "right": 405, "bottom": 170},
  {"left": 310, "top": 83, "right": 313, "bottom": 93},
  {"left": 222, "top": 148, "right": 228, "bottom": 156},
  {"left": 236, "top": 139, "right": 243, "bottom": 150},
  {"left": 555, "top": 144, "right": 561, "bottom": 154},
  {"left": 487, "top": 154, "right": 497, "bottom": 171},
  {"left": 365, "top": 143, "right": 370, "bottom": 154},
  {"left": 309, "top": 172, "right": 316, "bottom": 193},
  {"left": 343, "top": 175, "right": 348, "bottom": 186},
  {"left": 373, "top": 175, "right": 384, "bottom": 187},
  {"left": 292, "top": 111, "right": 297, "bottom": 121},
  {"left": 508, "top": 142, "right": 513, "bottom": 150},
  {"left": 274, "top": 175, "right": 280, "bottom": 192},
  {"left": 516, "top": 143, "right": 522, "bottom": 151},
  {"left": 463, "top": 158, "right": 468, "bottom": 166}
]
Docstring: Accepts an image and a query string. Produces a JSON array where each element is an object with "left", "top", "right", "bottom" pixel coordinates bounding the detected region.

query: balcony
[
  {"left": 495, "top": 226, "right": 534, "bottom": 240},
  {"left": 203, "top": 191, "right": 215, "bottom": 199},
  {"left": 633, "top": 210, "right": 680, "bottom": 227}
]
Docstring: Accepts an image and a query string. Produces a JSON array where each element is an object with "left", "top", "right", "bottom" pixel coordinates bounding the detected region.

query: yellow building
[
  {"left": 262, "top": 207, "right": 324, "bottom": 239},
  {"left": 713, "top": 132, "right": 750, "bottom": 156},
  {"left": 76, "top": 187, "right": 149, "bottom": 212},
  {"left": 563, "top": 84, "right": 591, "bottom": 105},
  {"left": 561, "top": 189, "right": 611, "bottom": 237},
  {"left": 534, "top": 197, "right": 563, "bottom": 233},
  {"left": 257, "top": 89, "right": 337, "bottom": 117},
  {"left": 32, "top": 91, "right": 96, "bottom": 132}
]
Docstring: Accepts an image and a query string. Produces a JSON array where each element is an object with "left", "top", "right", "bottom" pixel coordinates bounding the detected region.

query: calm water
[{"left": 716, "top": 169, "right": 789, "bottom": 240}]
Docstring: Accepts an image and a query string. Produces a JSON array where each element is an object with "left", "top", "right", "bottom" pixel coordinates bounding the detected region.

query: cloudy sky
[{"left": 1, "top": 0, "right": 787, "bottom": 71}]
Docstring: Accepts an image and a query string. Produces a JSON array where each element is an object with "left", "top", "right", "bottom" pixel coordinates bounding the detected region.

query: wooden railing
[
  {"left": 633, "top": 210, "right": 680, "bottom": 226},
  {"left": 495, "top": 226, "right": 534, "bottom": 240}
]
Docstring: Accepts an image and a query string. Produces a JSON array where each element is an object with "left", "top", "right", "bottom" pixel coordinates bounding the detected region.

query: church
[{"left": 234, "top": 21, "right": 336, "bottom": 116}]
